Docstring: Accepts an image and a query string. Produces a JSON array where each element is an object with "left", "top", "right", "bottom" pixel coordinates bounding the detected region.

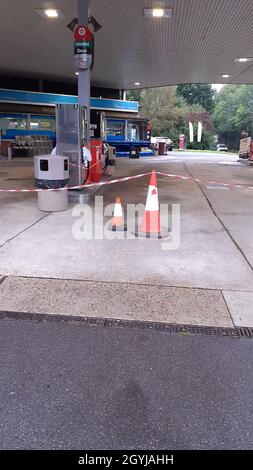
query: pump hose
[
  {"left": 82, "top": 161, "right": 91, "bottom": 186},
  {"left": 102, "top": 155, "right": 109, "bottom": 171}
]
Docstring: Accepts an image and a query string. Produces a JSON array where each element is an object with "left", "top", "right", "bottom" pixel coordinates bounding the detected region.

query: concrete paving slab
[
  {"left": 223, "top": 291, "right": 253, "bottom": 327},
  {"left": 0, "top": 205, "right": 253, "bottom": 291},
  {"left": 0, "top": 277, "right": 233, "bottom": 327},
  {"left": 211, "top": 214, "right": 253, "bottom": 268},
  {"left": 1, "top": 155, "right": 253, "bottom": 294},
  {"left": 0, "top": 161, "right": 45, "bottom": 245},
  {"left": 191, "top": 163, "right": 253, "bottom": 270},
  {"left": 0, "top": 197, "right": 47, "bottom": 246}
]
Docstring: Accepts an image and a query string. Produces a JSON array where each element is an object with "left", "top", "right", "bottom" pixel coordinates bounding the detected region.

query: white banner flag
[
  {"left": 189, "top": 122, "right": 194, "bottom": 143},
  {"left": 197, "top": 121, "right": 203, "bottom": 143}
]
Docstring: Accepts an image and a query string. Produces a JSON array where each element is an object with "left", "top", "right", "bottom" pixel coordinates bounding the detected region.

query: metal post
[
  {"left": 38, "top": 79, "right": 43, "bottom": 92},
  {"left": 0, "top": 130, "right": 2, "bottom": 160},
  {"left": 77, "top": 0, "right": 90, "bottom": 144}
]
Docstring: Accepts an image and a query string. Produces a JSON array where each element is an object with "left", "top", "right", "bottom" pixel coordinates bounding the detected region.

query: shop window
[
  {"left": 29, "top": 116, "right": 56, "bottom": 131},
  {"left": 106, "top": 120, "right": 125, "bottom": 138},
  {"left": 127, "top": 121, "right": 145, "bottom": 141},
  {"left": 4, "top": 116, "right": 27, "bottom": 130}
]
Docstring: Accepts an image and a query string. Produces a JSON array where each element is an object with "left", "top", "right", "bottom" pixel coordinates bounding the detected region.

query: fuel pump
[
  {"left": 73, "top": 23, "right": 94, "bottom": 186},
  {"left": 56, "top": 104, "right": 89, "bottom": 188},
  {"left": 56, "top": 104, "right": 106, "bottom": 188},
  {"left": 79, "top": 105, "right": 91, "bottom": 185},
  {"left": 179, "top": 134, "right": 186, "bottom": 151}
]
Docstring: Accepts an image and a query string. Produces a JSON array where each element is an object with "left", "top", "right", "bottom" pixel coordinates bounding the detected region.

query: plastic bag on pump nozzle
[{"left": 82, "top": 145, "right": 92, "bottom": 166}]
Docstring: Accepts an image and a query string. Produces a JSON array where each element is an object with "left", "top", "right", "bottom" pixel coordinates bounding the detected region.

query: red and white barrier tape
[
  {"left": 69, "top": 158, "right": 103, "bottom": 171},
  {"left": 1, "top": 169, "right": 253, "bottom": 193},
  {"left": 66, "top": 172, "right": 152, "bottom": 191},
  {"left": 156, "top": 171, "right": 253, "bottom": 190},
  {"left": 0, "top": 172, "right": 152, "bottom": 193}
]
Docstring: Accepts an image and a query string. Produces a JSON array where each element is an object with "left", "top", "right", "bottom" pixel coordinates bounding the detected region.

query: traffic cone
[
  {"left": 135, "top": 170, "right": 170, "bottom": 238},
  {"left": 111, "top": 197, "right": 127, "bottom": 231}
]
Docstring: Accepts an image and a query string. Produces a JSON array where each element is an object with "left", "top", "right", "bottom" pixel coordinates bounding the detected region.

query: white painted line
[{"left": 206, "top": 185, "right": 230, "bottom": 191}]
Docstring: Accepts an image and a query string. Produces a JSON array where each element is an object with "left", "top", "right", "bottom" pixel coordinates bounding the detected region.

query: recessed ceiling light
[
  {"left": 75, "top": 72, "right": 79, "bottom": 76},
  {"left": 134, "top": 82, "right": 140, "bottom": 86},
  {"left": 36, "top": 8, "right": 66, "bottom": 19},
  {"left": 235, "top": 57, "right": 253, "bottom": 63},
  {"left": 45, "top": 9, "right": 58, "bottom": 18},
  {"left": 152, "top": 8, "right": 164, "bottom": 17},
  {"left": 222, "top": 74, "right": 230, "bottom": 78},
  {"left": 144, "top": 8, "right": 172, "bottom": 18}
]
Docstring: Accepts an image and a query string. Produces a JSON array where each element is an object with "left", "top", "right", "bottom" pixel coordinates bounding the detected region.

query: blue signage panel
[{"left": 0, "top": 89, "right": 138, "bottom": 113}]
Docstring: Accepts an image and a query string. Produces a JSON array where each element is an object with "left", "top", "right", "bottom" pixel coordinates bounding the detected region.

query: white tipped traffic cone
[
  {"left": 111, "top": 197, "right": 127, "bottom": 231},
  {"left": 135, "top": 170, "right": 170, "bottom": 239}
]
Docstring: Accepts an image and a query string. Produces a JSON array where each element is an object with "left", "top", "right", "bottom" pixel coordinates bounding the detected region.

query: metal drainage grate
[
  {"left": 105, "top": 318, "right": 171, "bottom": 333},
  {"left": 104, "top": 318, "right": 239, "bottom": 338},
  {"left": 2, "top": 311, "right": 253, "bottom": 339},
  {"left": 237, "top": 327, "right": 253, "bottom": 338},
  {"left": 0, "top": 310, "right": 106, "bottom": 326},
  {"left": 170, "top": 323, "right": 238, "bottom": 337}
]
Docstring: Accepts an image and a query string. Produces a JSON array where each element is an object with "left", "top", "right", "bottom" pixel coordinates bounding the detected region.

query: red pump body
[{"left": 90, "top": 139, "right": 103, "bottom": 182}]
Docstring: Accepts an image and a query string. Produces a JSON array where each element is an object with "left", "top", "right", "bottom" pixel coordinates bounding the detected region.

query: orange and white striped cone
[
  {"left": 135, "top": 170, "right": 170, "bottom": 238},
  {"left": 111, "top": 197, "right": 127, "bottom": 231}
]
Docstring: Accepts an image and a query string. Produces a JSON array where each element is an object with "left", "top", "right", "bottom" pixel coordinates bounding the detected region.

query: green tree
[
  {"left": 126, "top": 89, "right": 141, "bottom": 102},
  {"left": 139, "top": 87, "right": 191, "bottom": 145},
  {"left": 177, "top": 84, "right": 215, "bottom": 113},
  {"left": 125, "top": 85, "right": 215, "bottom": 150},
  {"left": 139, "top": 86, "right": 177, "bottom": 116},
  {"left": 213, "top": 84, "right": 253, "bottom": 149}
]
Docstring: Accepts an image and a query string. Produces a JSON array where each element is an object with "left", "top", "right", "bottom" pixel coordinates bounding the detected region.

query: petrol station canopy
[{"left": 1, "top": 0, "right": 253, "bottom": 89}]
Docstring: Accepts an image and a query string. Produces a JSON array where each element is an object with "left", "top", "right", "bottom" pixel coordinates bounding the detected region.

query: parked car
[
  {"left": 151, "top": 137, "right": 174, "bottom": 152},
  {"left": 165, "top": 138, "right": 174, "bottom": 151},
  {"left": 217, "top": 143, "right": 228, "bottom": 152}
]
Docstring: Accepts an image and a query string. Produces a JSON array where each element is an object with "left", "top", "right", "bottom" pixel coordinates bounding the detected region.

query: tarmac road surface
[{"left": 0, "top": 314, "right": 252, "bottom": 450}]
